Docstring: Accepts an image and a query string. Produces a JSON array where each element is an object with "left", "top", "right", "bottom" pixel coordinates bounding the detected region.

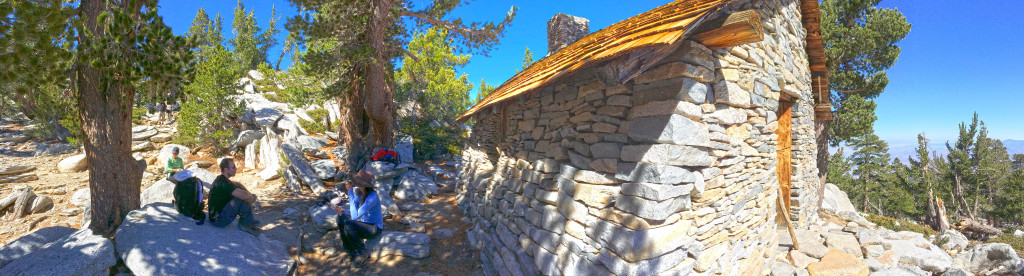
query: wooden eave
[{"left": 801, "top": 0, "right": 832, "bottom": 121}]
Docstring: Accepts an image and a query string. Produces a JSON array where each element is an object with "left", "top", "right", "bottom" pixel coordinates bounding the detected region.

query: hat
[
  {"left": 171, "top": 147, "right": 179, "bottom": 155},
  {"left": 351, "top": 169, "right": 374, "bottom": 188}
]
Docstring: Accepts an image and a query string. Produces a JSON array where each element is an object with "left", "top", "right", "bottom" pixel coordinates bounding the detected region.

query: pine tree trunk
[
  {"left": 971, "top": 184, "right": 981, "bottom": 220},
  {"left": 338, "top": 84, "right": 370, "bottom": 172},
  {"left": 815, "top": 120, "right": 830, "bottom": 212},
  {"left": 78, "top": 0, "right": 143, "bottom": 237},
  {"left": 926, "top": 188, "right": 938, "bottom": 229},
  {"left": 863, "top": 180, "right": 870, "bottom": 213},
  {"left": 364, "top": 0, "right": 395, "bottom": 149}
]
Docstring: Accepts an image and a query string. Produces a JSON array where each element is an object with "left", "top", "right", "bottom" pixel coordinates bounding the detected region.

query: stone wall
[{"left": 456, "top": 0, "right": 820, "bottom": 274}]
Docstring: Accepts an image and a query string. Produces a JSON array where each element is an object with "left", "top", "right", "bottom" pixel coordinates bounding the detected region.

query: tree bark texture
[
  {"left": 78, "top": 0, "right": 143, "bottom": 237},
  {"left": 953, "top": 174, "right": 974, "bottom": 220},
  {"left": 364, "top": 0, "right": 395, "bottom": 149},
  {"left": 814, "top": 120, "right": 829, "bottom": 214}
]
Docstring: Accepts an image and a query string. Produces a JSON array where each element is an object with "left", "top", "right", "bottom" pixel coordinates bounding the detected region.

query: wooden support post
[
  {"left": 778, "top": 192, "right": 800, "bottom": 250},
  {"left": 691, "top": 10, "right": 764, "bottom": 49}
]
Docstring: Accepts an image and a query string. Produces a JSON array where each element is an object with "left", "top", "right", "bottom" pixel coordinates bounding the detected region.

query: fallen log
[
  {"left": 0, "top": 172, "right": 38, "bottom": 184},
  {"left": 958, "top": 218, "right": 1001, "bottom": 240},
  {"left": 12, "top": 187, "right": 36, "bottom": 218},
  {"left": 0, "top": 188, "right": 21, "bottom": 212},
  {"left": 0, "top": 165, "right": 36, "bottom": 176}
]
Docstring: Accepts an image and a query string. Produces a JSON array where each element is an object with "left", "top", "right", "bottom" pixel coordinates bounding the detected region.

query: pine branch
[{"left": 399, "top": 10, "right": 485, "bottom": 38}]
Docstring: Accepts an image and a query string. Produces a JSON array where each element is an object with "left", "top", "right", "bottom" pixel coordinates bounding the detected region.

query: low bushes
[{"left": 866, "top": 214, "right": 938, "bottom": 236}]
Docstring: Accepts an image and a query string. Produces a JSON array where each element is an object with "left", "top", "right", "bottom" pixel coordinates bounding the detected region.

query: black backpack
[{"left": 173, "top": 177, "right": 207, "bottom": 224}]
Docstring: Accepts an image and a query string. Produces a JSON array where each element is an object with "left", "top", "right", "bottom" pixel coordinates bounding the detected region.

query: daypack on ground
[
  {"left": 172, "top": 177, "right": 207, "bottom": 222},
  {"left": 371, "top": 147, "right": 399, "bottom": 164}
]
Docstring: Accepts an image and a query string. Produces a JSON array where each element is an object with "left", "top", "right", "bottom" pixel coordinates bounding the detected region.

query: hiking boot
[
  {"left": 238, "top": 223, "right": 262, "bottom": 237},
  {"left": 352, "top": 253, "right": 369, "bottom": 268}
]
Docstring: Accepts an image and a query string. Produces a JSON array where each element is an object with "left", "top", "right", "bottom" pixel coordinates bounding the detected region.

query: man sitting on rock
[
  {"left": 332, "top": 169, "right": 383, "bottom": 266},
  {"left": 165, "top": 147, "right": 184, "bottom": 180},
  {"left": 208, "top": 158, "right": 261, "bottom": 236}
]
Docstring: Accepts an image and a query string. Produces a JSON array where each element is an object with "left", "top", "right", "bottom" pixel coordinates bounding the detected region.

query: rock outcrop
[
  {"left": 115, "top": 204, "right": 294, "bottom": 275},
  {"left": 0, "top": 228, "right": 116, "bottom": 276},
  {"left": 0, "top": 226, "right": 77, "bottom": 268}
]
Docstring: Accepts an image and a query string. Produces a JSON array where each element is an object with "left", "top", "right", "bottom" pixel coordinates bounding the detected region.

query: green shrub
[
  {"left": 298, "top": 109, "right": 333, "bottom": 134},
  {"left": 264, "top": 93, "right": 283, "bottom": 103},
  {"left": 132, "top": 107, "right": 148, "bottom": 124},
  {"left": 307, "top": 109, "right": 329, "bottom": 122},
  {"left": 278, "top": 86, "right": 318, "bottom": 107},
  {"left": 401, "top": 121, "right": 465, "bottom": 161},
  {"left": 866, "top": 214, "right": 937, "bottom": 236},
  {"left": 299, "top": 118, "right": 326, "bottom": 134},
  {"left": 989, "top": 232, "right": 1024, "bottom": 256}
]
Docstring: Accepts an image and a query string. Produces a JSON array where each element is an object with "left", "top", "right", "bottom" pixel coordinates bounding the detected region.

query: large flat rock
[
  {"left": 807, "top": 249, "right": 868, "bottom": 276},
  {"left": 365, "top": 231, "right": 431, "bottom": 259},
  {"left": 0, "top": 228, "right": 116, "bottom": 276},
  {"left": 115, "top": 203, "right": 293, "bottom": 276},
  {"left": 0, "top": 226, "right": 77, "bottom": 268}
]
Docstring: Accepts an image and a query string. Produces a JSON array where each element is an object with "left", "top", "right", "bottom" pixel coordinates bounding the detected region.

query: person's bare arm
[
  {"left": 232, "top": 181, "right": 251, "bottom": 192},
  {"left": 231, "top": 188, "right": 257, "bottom": 204}
]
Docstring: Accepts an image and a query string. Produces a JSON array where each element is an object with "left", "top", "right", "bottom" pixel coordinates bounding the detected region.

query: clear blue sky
[{"left": 157, "top": 0, "right": 1024, "bottom": 145}]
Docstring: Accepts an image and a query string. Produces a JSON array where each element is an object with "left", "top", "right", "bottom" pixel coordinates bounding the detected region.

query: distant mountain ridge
[{"left": 885, "top": 139, "right": 1024, "bottom": 162}]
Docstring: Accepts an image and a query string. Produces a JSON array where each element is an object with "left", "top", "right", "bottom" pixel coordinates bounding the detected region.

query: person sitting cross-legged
[
  {"left": 165, "top": 147, "right": 184, "bottom": 180},
  {"left": 208, "top": 158, "right": 261, "bottom": 236},
  {"left": 333, "top": 169, "right": 383, "bottom": 266}
]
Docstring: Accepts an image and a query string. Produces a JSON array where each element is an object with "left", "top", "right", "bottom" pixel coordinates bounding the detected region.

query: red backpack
[{"left": 371, "top": 147, "right": 399, "bottom": 163}]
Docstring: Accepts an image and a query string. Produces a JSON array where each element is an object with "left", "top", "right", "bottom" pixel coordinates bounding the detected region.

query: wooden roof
[
  {"left": 457, "top": 0, "right": 727, "bottom": 121},
  {"left": 457, "top": 0, "right": 831, "bottom": 121}
]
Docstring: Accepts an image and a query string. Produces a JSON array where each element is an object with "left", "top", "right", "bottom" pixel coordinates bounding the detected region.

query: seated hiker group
[{"left": 165, "top": 146, "right": 391, "bottom": 266}]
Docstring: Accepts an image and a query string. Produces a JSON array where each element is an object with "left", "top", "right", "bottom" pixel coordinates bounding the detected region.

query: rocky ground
[
  {"left": 0, "top": 113, "right": 484, "bottom": 275},
  {"left": 769, "top": 183, "right": 1024, "bottom": 276}
]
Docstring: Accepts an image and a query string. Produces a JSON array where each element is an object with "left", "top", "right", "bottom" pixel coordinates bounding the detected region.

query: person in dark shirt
[{"left": 208, "top": 158, "right": 261, "bottom": 236}]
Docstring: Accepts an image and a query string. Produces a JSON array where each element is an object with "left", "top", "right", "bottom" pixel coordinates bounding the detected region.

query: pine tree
[
  {"left": 817, "top": 0, "right": 911, "bottom": 203},
  {"left": 396, "top": 28, "right": 473, "bottom": 125},
  {"left": 946, "top": 112, "right": 980, "bottom": 220},
  {"left": 909, "top": 133, "right": 949, "bottom": 230},
  {"left": 175, "top": 45, "right": 244, "bottom": 149},
  {"left": 995, "top": 155, "right": 1024, "bottom": 223},
  {"left": 3, "top": 0, "right": 193, "bottom": 236},
  {"left": 286, "top": 0, "right": 516, "bottom": 170},
  {"left": 477, "top": 78, "right": 498, "bottom": 102},
  {"left": 975, "top": 136, "right": 1012, "bottom": 223},
  {"left": 827, "top": 148, "right": 854, "bottom": 187},
  {"left": 515, "top": 46, "right": 535, "bottom": 74},
  {"left": 847, "top": 133, "right": 891, "bottom": 213},
  {"left": 229, "top": 0, "right": 268, "bottom": 71}
]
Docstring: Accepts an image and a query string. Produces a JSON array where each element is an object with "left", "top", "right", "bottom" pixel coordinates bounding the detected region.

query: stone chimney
[{"left": 547, "top": 13, "right": 589, "bottom": 56}]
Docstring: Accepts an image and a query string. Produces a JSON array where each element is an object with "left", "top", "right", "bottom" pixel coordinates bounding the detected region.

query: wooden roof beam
[{"left": 690, "top": 10, "right": 763, "bottom": 50}]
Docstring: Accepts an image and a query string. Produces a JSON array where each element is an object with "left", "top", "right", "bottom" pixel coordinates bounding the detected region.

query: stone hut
[{"left": 454, "top": 0, "right": 832, "bottom": 274}]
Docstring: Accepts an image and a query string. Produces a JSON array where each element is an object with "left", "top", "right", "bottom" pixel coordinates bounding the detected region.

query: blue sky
[{"left": 157, "top": 0, "right": 1024, "bottom": 146}]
